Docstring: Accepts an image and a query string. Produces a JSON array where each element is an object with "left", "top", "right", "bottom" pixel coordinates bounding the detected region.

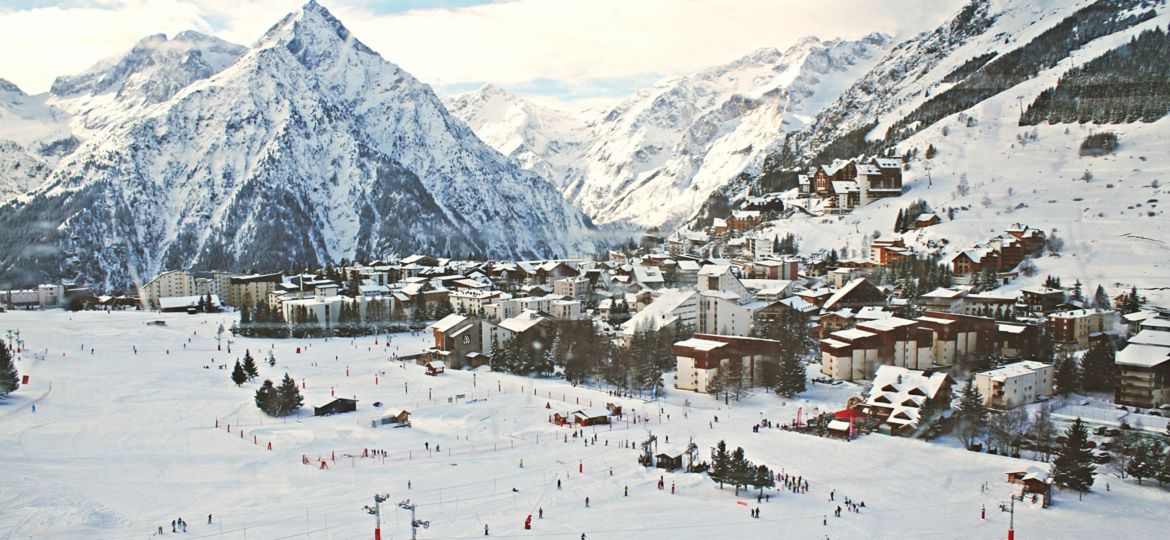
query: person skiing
[
  {"left": 171, "top": 520, "right": 176, "bottom": 533},
  {"left": 624, "top": 485, "right": 628, "bottom": 497},
  {"left": 585, "top": 496, "right": 590, "bottom": 508},
  {"left": 208, "top": 514, "right": 212, "bottom": 524},
  {"left": 538, "top": 508, "right": 543, "bottom": 519},
  {"left": 484, "top": 524, "right": 489, "bottom": 536}
]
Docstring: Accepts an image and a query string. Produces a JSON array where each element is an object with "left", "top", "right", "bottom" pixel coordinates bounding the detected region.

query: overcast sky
[{"left": 0, "top": 0, "right": 968, "bottom": 109}]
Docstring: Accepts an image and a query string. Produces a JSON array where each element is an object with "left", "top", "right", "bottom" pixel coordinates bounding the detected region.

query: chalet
[
  {"left": 712, "top": 218, "right": 729, "bottom": 235},
  {"left": 675, "top": 334, "right": 782, "bottom": 393},
  {"left": 914, "top": 311, "right": 996, "bottom": 367},
  {"left": 425, "top": 360, "right": 446, "bottom": 376},
  {"left": 822, "top": 278, "right": 886, "bottom": 311},
  {"left": 372, "top": 410, "right": 411, "bottom": 428},
  {"left": 1006, "top": 467, "right": 1053, "bottom": 497},
  {"left": 728, "top": 210, "right": 763, "bottom": 231},
  {"left": 430, "top": 314, "right": 484, "bottom": 370},
  {"left": 1004, "top": 224, "right": 1047, "bottom": 254},
  {"left": 655, "top": 449, "right": 684, "bottom": 471},
  {"left": 948, "top": 247, "right": 999, "bottom": 276},
  {"left": 920, "top": 287, "right": 966, "bottom": 314},
  {"left": 913, "top": 213, "right": 941, "bottom": 229},
  {"left": 535, "top": 261, "right": 580, "bottom": 285},
  {"left": 742, "top": 193, "right": 785, "bottom": 213},
  {"left": 555, "top": 408, "right": 610, "bottom": 426},
  {"left": 1018, "top": 287, "right": 1065, "bottom": 315},
  {"left": 863, "top": 365, "right": 952, "bottom": 436},
  {"left": 314, "top": 397, "right": 358, "bottom": 416}
]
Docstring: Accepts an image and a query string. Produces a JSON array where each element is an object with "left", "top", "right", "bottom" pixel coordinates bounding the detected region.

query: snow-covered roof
[
  {"left": 979, "top": 360, "right": 1050, "bottom": 381},
  {"left": 1115, "top": 344, "right": 1170, "bottom": 368},
  {"left": 921, "top": 287, "right": 965, "bottom": 300},
  {"left": 620, "top": 289, "right": 697, "bottom": 335},
  {"left": 823, "top": 278, "right": 874, "bottom": 310},
  {"left": 858, "top": 316, "right": 917, "bottom": 332},
  {"left": 499, "top": 310, "right": 549, "bottom": 334},
  {"left": 677, "top": 260, "right": 701, "bottom": 271},
  {"left": 997, "top": 324, "right": 1028, "bottom": 334},
  {"left": 1129, "top": 330, "right": 1170, "bottom": 348},
  {"left": 431, "top": 314, "right": 469, "bottom": 334},
  {"left": 675, "top": 338, "right": 727, "bottom": 352},
  {"left": 698, "top": 264, "right": 732, "bottom": 277},
  {"left": 866, "top": 366, "right": 950, "bottom": 429},
  {"left": 832, "top": 328, "right": 877, "bottom": 341},
  {"left": 831, "top": 180, "right": 859, "bottom": 193}
]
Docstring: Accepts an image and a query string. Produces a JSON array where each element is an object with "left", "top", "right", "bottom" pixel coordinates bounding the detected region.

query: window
[{"left": 462, "top": 335, "right": 470, "bottom": 345}]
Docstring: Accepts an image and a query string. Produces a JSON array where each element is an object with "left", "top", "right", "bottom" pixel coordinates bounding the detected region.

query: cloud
[{"left": 0, "top": 0, "right": 967, "bottom": 104}]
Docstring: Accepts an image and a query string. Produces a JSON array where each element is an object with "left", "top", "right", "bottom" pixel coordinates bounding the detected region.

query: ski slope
[{"left": 1, "top": 309, "right": 1168, "bottom": 539}]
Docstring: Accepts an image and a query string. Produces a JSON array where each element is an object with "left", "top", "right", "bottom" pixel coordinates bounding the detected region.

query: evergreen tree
[
  {"left": 1079, "top": 340, "right": 1116, "bottom": 392},
  {"left": 774, "top": 348, "right": 806, "bottom": 397},
  {"left": 1158, "top": 444, "right": 1170, "bottom": 487},
  {"left": 1122, "top": 286, "right": 1143, "bottom": 314},
  {"left": 276, "top": 373, "right": 304, "bottom": 416},
  {"left": 894, "top": 209, "right": 905, "bottom": 233},
  {"left": 230, "top": 360, "right": 247, "bottom": 387},
  {"left": 1043, "top": 275, "right": 1062, "bottom": 289},
  {"left": 1093, "top": 285, "right": 1112, "bottom": 310},
  {"left": 242, "top": 350, "right": 259, "bottom": 380},
  {"left": 410, "top": 303, "right": 429, "bottom": 325},
  {"left": 728, "top": 446, "right": 753, "bottom": 496},
  {"left": 254, "top": 379, "right": 279, "bottom": 415},
  {"left": 1055, "top": 354, "right": 1079, "bottom": 396},
  {"left": 1051, "top": 418, "right": 1095, "bottom": 495},
  {"left": 1072, "top": 280, "right": 1084, "bottom": 303},
  {"left": 0, "top": 340, "right": 19, "bottom": 398},
  {"left": 1032, "top": 408, "right": 1057, "bottom": 462},
  {"left": 954, "top": 378, "right": 988, "bottom": 450},
  {"left": 432, "top": 300, "right": 455, "bottom": 320},
  {"left": 710, "top": 440, "right": 731, "bottom": 489},
  {"left": 752, "top": 464, "right": 775, "bottom": 497},
  {"left": 1126, "top": 439, "right": 1163, "bottom": 485}
]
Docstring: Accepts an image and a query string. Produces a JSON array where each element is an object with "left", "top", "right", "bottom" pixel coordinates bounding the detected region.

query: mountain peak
[
  {"left": 258, "top": 0, "right": 376, "bottom": 68},
  {"left": 0, "top": 78, "right": 24, "bottom": 95}
]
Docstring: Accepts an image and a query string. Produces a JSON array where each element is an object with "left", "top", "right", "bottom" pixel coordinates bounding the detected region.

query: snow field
[{"left": 2, "top": 309, "right": 1170, "bottom": 539}]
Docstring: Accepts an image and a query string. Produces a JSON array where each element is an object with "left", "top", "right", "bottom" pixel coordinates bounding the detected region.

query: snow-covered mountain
[
  {"left": 0, "top": 79, "right": 74, "bottom": 201},
  {"left": 48, "top": 31, "right": 247, "bottom": 135},
  {"left": 713, "top": 0, "right": 1170, "bottom": 302},
  {"left": 450, "top": 34, "right": 891, "bottom": 229},
  {"left": 447, "top": 84, "right": 591, "bottom": 190},
  {"left": 0, "top": 0, "right": 599, "bottom": 290}
]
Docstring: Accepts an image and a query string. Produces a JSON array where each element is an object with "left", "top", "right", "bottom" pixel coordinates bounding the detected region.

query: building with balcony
[{"left": 975, "top": 361, "right": 1053, "bottom": 410}]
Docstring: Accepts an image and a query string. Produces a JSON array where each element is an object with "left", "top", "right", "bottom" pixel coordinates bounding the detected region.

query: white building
[
  {"left": 549, "top": 298, "right": 584, "bottom": 321},
  {"left": 450, "top": 289, "right": 504, "bottom": 316},
  {"left": 620, "top": 289, "right": 699, "bottom": 341},
  {"left": 975, "top": 360, "right": 1054, "bottom": 410},
  {"left": 141, "top": 270, "right": 197, "bottom": 309},
  {"left": 2, "top": 284, "right": 64, "bottom": 308},
  {"left": 553, "top": 276, "right": 591, "bottom": 302}
]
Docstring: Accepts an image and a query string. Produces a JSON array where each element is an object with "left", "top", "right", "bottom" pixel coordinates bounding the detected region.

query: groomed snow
[{"left": 2, "top": 309, "right": 1170, "bottom": 538}]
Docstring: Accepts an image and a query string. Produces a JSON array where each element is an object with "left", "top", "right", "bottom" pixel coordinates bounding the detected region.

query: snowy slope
[
  {"left": 747, "top": 3, "right": 1170, "bottom": 304},
  {"left": 448, "top": 84, "right": 591, "bottom": 190},
  {"left": 567, "top": 34, "right": 891, "bottom": 229},
  {"left": 4, "top": 309, "right": 1170, "bottom": 538},
  {"left": 448, "top": 35, "right": 891, "bottom": 230},
  {"left": 0, "top": 79, "right": 74, "bottom": 201},
  {"left": 47, "top": 31, "right": 247, "bottom": 136},
  {"left": 0, "top": 1, "right": 601, "bottom": 290}
]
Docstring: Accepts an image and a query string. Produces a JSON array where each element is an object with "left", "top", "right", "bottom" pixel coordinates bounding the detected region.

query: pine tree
[
  {"left": 1055, "top": 354, "right": 1079, "bottom": 396},
  {"left": 276, "top": 373, "right": 303, "bottom": 416},
  {"left": 254, "top": 379, "right": 279, "bottom": 415},
  {"left": 710, "top": 440, "right": 731, "bottom": 489},
  {"left": 1093, "top": 285, "right": 1112, "bottom": 310},
  {"left": 432, "top": 300, "right": 454, "bottom": 320},
  {"left": 0, "top": 340, "right": 19, "bottom": 398},
  {"left": 774, "top": 348, "right": 806, "bottom": 397},
  {"left": 728, "top": 446, "right": 753, "bottom": 496},
  {"left": 1072, "top": 280, "right": 1084, "bottom": 303},
  {"left": 1126, "top": 439, "right": 1163, "bottom": 485},
  {"left": 954, "top": 378, "right": 988, "bottom": 450},
  {"left": 1051, "top": 418, "right": 1096, "bottom": 494},
  {"left": 752, "top": 464, "right": 775, "bottom": 497},
  {"left": 894, "top": 209, "right": 905, "bottom": 233},
  {"left": 242, "top": 350, "right": 259, "bottom": 380},
  {"left": 230, "top": 360, "right": 247, "bottom": 387},
  {"left": 1122, "top": 286, "right": 1142, "bottom": 314},
  {"left": 1158, "top": 444, "right": 1170, "bottom": 487},
  {"left": 1079, "top": 340, "right": 1116, "bottom": 392}
]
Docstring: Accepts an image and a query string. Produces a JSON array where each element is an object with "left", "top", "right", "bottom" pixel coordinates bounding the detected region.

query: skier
[
  {"left": 485, "top": 524, "right": 489, "bottom": 536},
  {"left": 172, "top": 520, "right": 176, "bottom": 533},
  {"left": 624, "top": 485, "right": 628, "bottom": 497},
  {"left": 538, "top": 508, "right": 543, "bottom": 519},
  {"left": 557, "top": 479, "right": 562, "bottom": 490},
  {"left": 585, "top": 496, "right": 590, "bottom": 508},
  {"left": 208, "top": 514, "right": 212, "bottom": 524}
]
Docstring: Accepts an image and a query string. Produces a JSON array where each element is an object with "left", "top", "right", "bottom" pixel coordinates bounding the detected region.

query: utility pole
[
  {"left": 398, "top": 499, "right": 429, "bottom": 540},
  {"left": 1008, "top": 495, "right": 1015, "bottom": 540},
  {"left": 363, "top": 493, "right": 389, "bottom": 540}
]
